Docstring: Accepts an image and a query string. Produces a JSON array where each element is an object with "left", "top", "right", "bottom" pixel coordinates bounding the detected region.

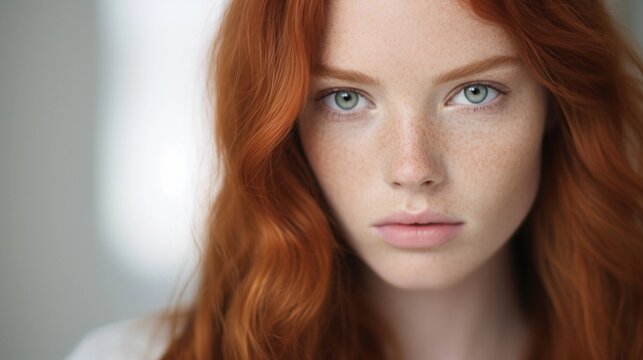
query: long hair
[{"left": 159, "top": 0, "right": 643, "bottom": 359}]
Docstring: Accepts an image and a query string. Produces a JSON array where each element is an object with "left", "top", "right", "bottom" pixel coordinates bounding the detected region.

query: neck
[{"left": 362, "top": 243, "right": 531, "bottom": 360}]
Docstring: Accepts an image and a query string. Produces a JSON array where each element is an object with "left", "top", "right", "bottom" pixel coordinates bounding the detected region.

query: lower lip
[{"left": 374, "top": 223, "right": 464, "bottom": 249}]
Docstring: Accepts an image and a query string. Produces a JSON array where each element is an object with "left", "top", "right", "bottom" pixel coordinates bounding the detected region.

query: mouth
[
  {"left": 373, "top": 222, "right": 464, "bottom": 249},
  {"left": 372, "top": 209, "right": 464, "bottom": 227},
  {"left": 372, "top": 209, "right": 464, "bottom": 249},
  {"left": 407, "top": 222, "right": 450, "bottom": 225}
]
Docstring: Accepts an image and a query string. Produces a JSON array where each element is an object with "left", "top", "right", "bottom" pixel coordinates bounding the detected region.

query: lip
[
  {"left": 373, "top": 209, "right": 464, "bottom": 226},
  {"left": 373, "top": 210, "right": 464, "bottom": 249}
]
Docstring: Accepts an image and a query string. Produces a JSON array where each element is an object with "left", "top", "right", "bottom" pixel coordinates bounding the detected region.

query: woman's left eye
[{"left": 449, "top": 83, "right": 501, "bottom": 106}]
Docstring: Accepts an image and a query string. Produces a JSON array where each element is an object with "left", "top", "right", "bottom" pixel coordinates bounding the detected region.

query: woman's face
[{"left": 297, "top": 0, "right": 547, "bottom": 290}]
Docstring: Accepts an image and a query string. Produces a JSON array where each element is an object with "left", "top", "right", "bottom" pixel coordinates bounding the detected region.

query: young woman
[{"left": 68, "top": 0, "right": 643, "bottom": 359}]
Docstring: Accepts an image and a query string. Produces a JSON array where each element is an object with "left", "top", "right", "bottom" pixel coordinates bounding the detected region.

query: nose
[{"left": 383, "top": 116, "right": 445, "bottom": 191}]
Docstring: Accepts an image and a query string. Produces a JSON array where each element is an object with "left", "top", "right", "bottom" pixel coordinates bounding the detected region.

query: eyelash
[{"left": 314, "top": 81, "right": 510, "bottom": 120}]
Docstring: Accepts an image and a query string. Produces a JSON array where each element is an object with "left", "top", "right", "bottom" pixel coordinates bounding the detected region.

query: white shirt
[{"left": 66, "top": 317, "right": 170, "bottom": 360}]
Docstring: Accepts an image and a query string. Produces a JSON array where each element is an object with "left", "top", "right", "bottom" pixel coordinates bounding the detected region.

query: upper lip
[{"left": 373, "top": 209, "right": 464, "bottom": 226}]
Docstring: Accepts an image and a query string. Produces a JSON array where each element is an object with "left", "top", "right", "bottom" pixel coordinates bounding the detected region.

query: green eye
[
  {"left": 318, "top": 89, "right": 373, "bottom": 119},
  {"left": 463, "top": 85, "right": 488, "bottom": 104},
  {"left": 334, "top": 91, "right": 360, "bottom": 110},
  {"left": 451, "top": 83, "right": 500, "bottom": 106}
]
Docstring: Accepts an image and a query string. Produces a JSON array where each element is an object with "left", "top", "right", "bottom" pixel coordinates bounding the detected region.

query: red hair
[{"left": 159, "top": 0, "right": 643, "bottom": 359}]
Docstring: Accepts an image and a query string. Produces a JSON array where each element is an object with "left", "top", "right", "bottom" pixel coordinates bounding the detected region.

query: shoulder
[{"left": 66, "top": 316, "right": 171, "bottom": 360}]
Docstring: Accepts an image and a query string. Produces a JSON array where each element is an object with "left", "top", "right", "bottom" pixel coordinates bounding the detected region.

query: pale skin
[{"left": 297, "top": 0, "right": 547, "bottom": 359}]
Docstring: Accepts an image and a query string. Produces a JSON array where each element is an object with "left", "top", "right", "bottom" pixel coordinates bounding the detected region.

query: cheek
[
  {"left": 454, "top": 113, "right": 545, "bottom": 237},
  {"left": 477, "top": 137, "right": 541, "bottom": 204},
  {"left": 298, "top": 119, "right": 373, "bottom": 201}
]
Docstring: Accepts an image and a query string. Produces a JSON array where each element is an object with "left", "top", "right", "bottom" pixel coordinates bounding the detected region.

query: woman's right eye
[{"left": 320, "top": 90, "right": 372, "bottom": 113}]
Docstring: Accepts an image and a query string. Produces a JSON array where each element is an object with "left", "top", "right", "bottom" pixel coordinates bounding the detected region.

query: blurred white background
[{"left": 0, "top": 0, "right": 641, "bottom": 359}]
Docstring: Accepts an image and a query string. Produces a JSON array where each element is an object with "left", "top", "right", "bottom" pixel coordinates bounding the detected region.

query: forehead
[{"left": 320, "top": 0, "right": 517, "bottom": 84}]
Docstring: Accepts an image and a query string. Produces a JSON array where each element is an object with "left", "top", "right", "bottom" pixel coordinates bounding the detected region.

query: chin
[
  {"left": 363, "top": 257, "right": 477, "bottom": 292},
  {"left": 388, "top": 271, "right": 470, "bottom": 291},
  {"left": 361, "top": 241, "right": 511, "bottom": 292}
]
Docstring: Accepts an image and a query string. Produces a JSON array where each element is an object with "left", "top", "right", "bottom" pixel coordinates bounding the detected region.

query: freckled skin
[{"left": 297, "top": 0, "right": 547, "bottom": 290}]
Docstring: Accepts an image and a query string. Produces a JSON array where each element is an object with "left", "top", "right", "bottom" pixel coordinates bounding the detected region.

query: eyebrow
[
  {"left": 433, "top": 55, "right": 520, "bottom": 84},
  {"left": 313, "top": 63, "right": 381, "bottom": 85},
  {"left": 312, "top": 55, "right": 520, "bottom": 86}
]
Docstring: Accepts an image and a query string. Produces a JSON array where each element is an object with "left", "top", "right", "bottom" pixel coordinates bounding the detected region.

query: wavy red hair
[{"left": 158, "top": 0, "right": 643, "bottom": 359}]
